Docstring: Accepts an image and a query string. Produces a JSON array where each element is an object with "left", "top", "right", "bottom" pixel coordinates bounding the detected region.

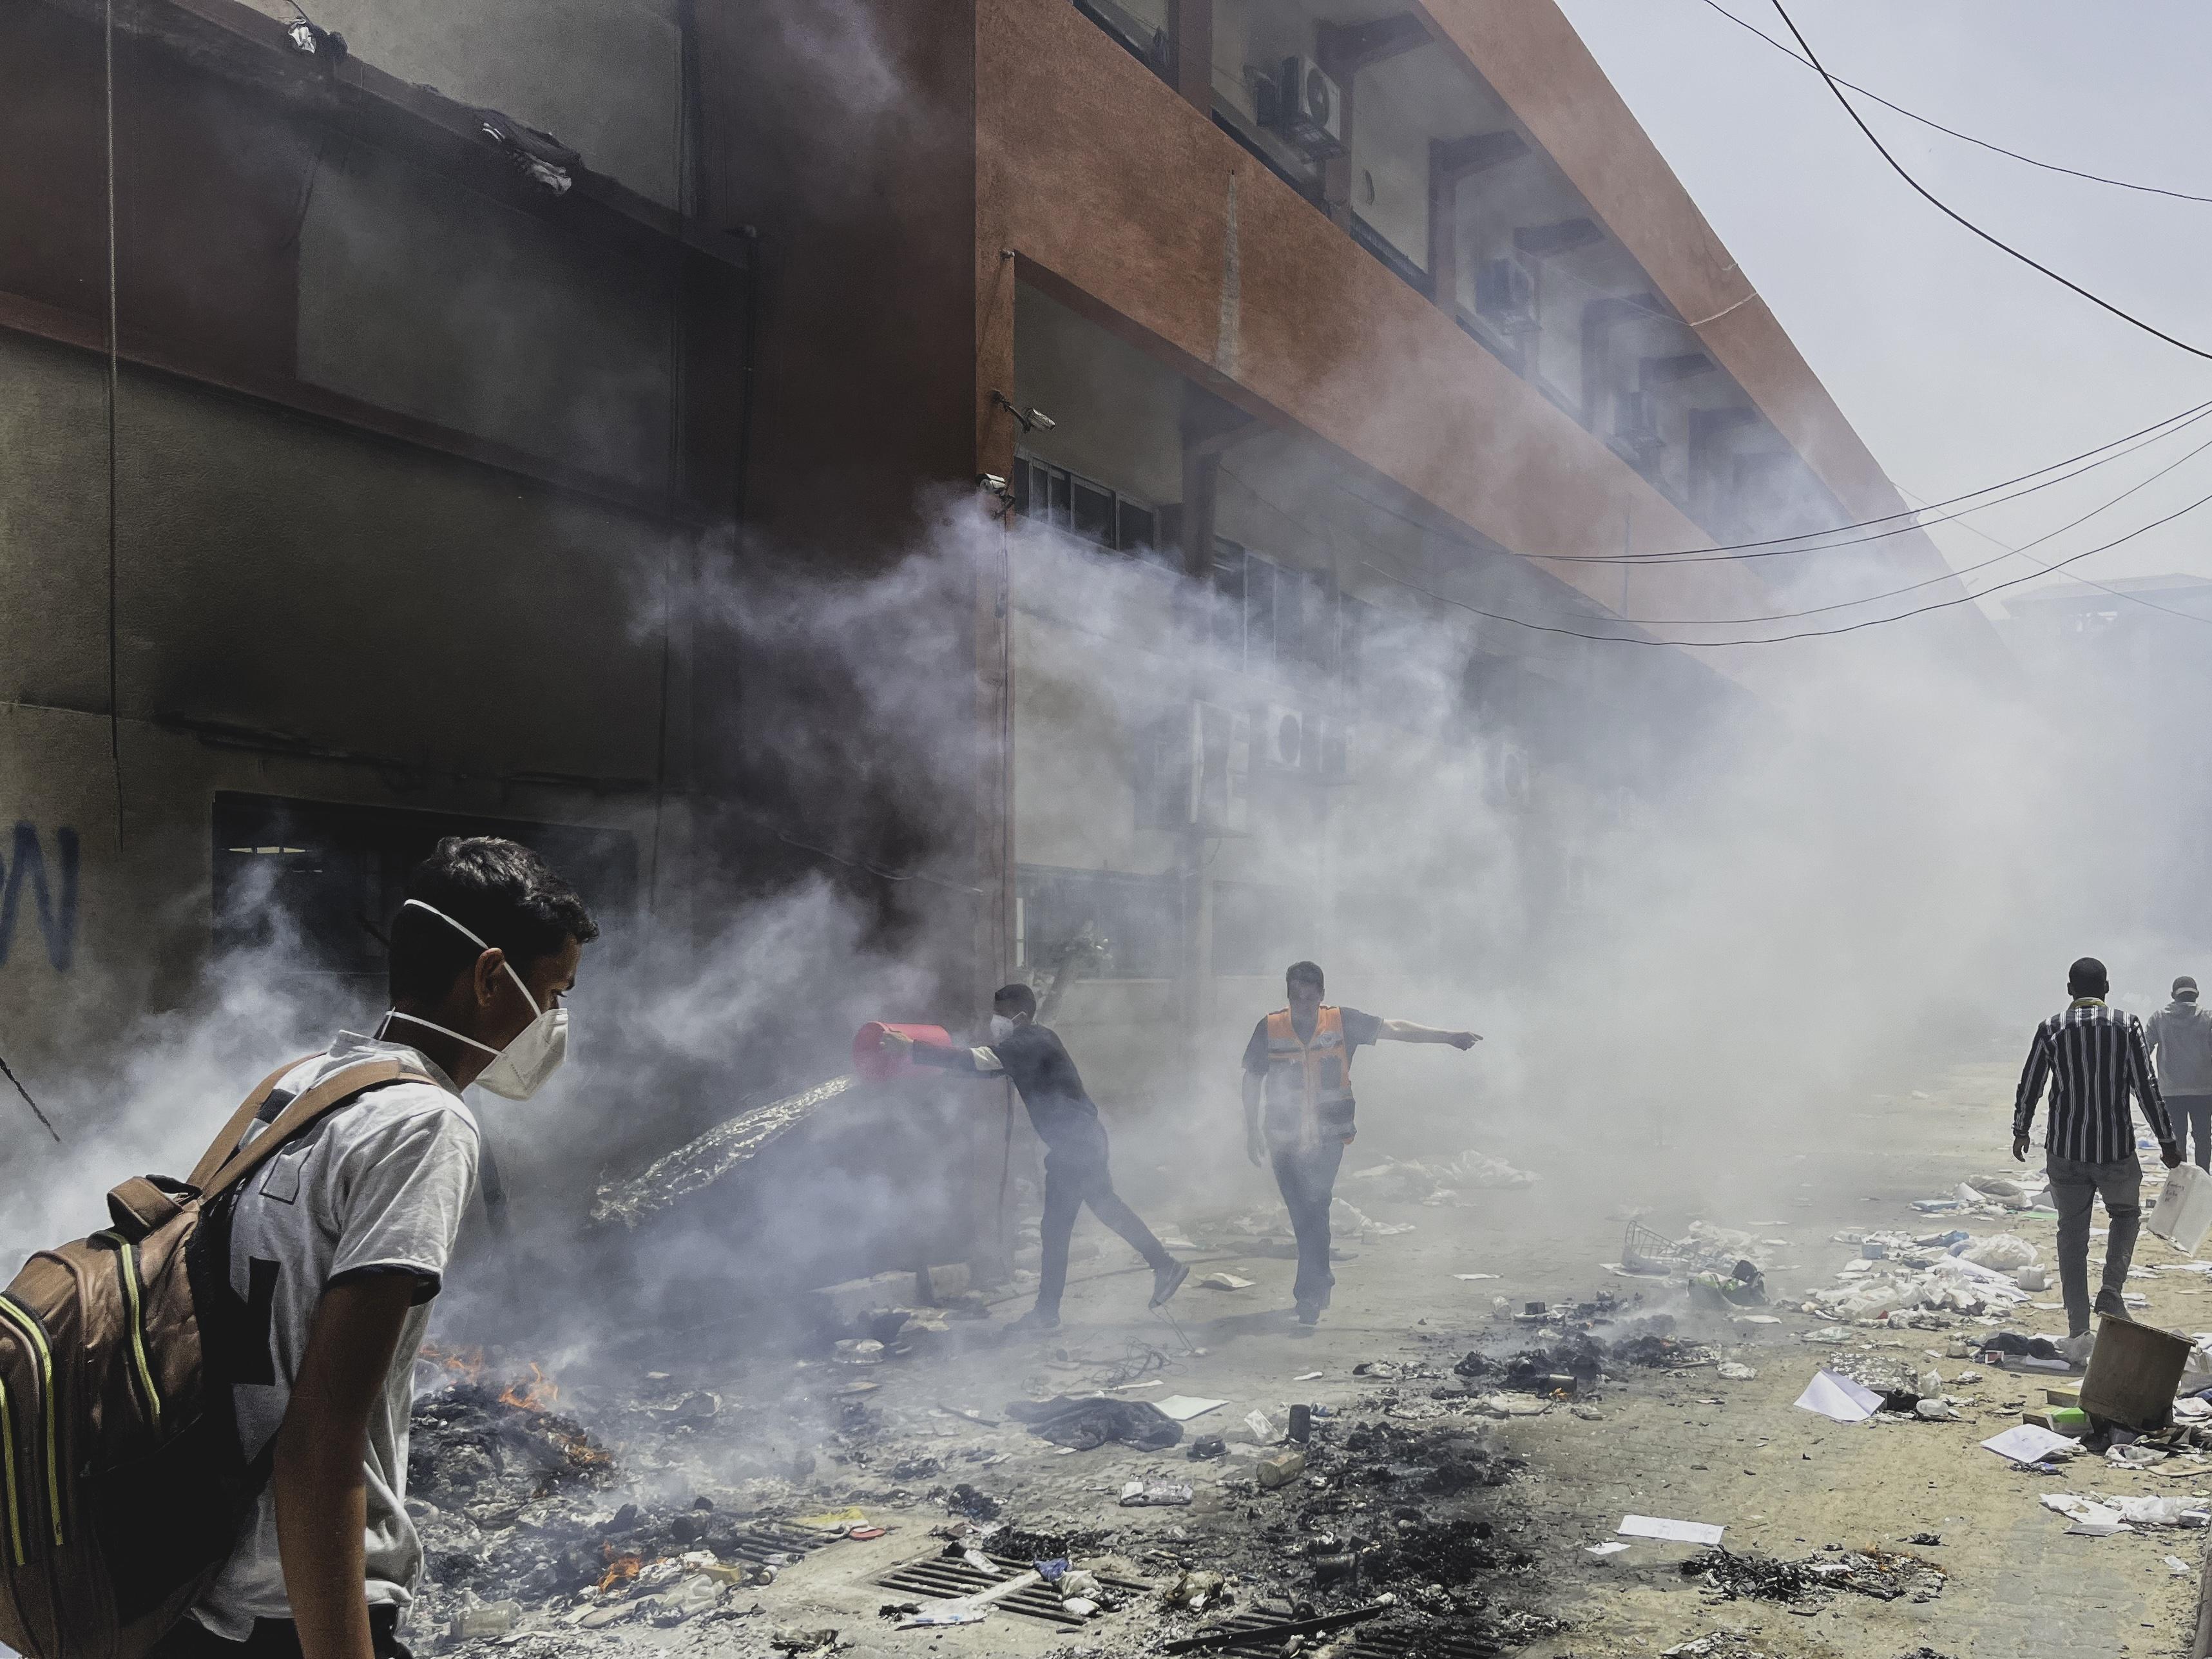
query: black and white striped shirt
[{"left": 2014, "top": 999, "right": 2175, "bottom": 1163}]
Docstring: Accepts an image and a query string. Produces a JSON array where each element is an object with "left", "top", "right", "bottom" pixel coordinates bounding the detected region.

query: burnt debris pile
[{"left": 1680, "top": 1546, "right": 1947, "bottom": 1606}]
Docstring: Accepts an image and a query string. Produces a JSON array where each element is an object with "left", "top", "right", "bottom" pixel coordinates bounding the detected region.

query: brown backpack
[{"left": 0, "top": 1053, "right": 434, "bottom": 1659}]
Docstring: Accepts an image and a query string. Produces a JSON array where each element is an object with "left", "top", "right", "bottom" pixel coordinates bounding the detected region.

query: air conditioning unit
[
  {"left": 1259, "top": 703, "right": 1307, "bottom": 771},
  {"left": 1474, "top": 258, "right": 1539, "bottom": 337},
  {"left": 1485, "top": 740, "right": 1532, "bottom": 812},
  {"left": 1613, "top": 388, "right": 1664, "bottom": 461},
  {"left": 1190, "top": 702, "right": 1250, "bottom": 831},
  {"left": 1271, "top": 56, "right": 1346, "bottom": 158}
]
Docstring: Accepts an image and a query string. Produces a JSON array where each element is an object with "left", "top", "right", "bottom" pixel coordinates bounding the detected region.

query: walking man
[
  {"left": 883, "top": 983, "right": 1186, "bottom": 1332},
  {"left": 1241, "top": 961, "right": 1480, "bottom": 1325},
  {"left": 2012, "top": 955, "right": 2182, "bottom": 1363},
  {"left": 2147, "top": 976, "right": 2212, "bottom": 1170}
]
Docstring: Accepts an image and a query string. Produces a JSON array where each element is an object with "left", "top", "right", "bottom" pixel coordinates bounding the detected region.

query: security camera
[
  {"left": 1026, "top": 409, "right": 1057, "bottom": 432},
  {"left": 978, "top": 473, "right": 1008, "bottom": 495}
]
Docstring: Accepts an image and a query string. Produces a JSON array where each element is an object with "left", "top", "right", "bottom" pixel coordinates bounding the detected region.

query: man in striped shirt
[{"left": 2012, "top": 956, "right": 2182, "bottom": 1355}]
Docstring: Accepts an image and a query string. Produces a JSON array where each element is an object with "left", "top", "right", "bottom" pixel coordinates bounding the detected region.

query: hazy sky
[{"left": 1555, "top": 0, "right": 2212, "bottom": 619}]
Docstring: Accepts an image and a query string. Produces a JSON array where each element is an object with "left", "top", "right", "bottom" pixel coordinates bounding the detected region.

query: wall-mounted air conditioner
[
  {"left": 1190, "top": 702, "right": 1250, "bottom": 832},
  {"left": 1258, "top": 704, "right": 1307, "bottom": 771},
  {"left": 1475, "top": 258, "right": 1539, "bottom": 337},
  {"left": 1269, "top": 56, "right": 1346, "bottom": 158},
  {"left": 1485, "top": 739, "right": 1532, "bottom": 812},
  {"left": 1613, "top": 388, "right": 1664, "bottom": 461}
]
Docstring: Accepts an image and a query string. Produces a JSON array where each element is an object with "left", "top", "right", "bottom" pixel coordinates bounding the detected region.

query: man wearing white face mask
[{"left": 162, "top": 837, "right": 596, "bottom": 1659}]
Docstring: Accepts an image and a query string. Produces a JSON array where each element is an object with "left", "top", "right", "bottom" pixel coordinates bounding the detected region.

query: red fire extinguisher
[{"left": 851, "top": 1022, "right": 954, "bottom": 1082}]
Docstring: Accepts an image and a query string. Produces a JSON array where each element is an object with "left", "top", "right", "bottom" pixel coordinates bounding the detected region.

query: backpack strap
[
  {"left": 188, "top": 1055, "right": 318, "bottom": 1193},
  {"left": 200, "top": 1057, "right": 436, "bottom": 1203}
]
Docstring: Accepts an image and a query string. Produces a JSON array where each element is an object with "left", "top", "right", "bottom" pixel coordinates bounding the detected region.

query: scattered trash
[
  {"left": 2150, "top": 1162, "right": 2212, "bottom": 1254},
  {"left": 2041, "top": 1493, "right": 2211, "bottom": 1530},
  {"left": 1155, "top": 1395, "right": 1228, "bottom": 1422},
  {"left": 1981, "top": 1424, "right": 2081, "bottom": 1465},
  {"left": 1006, "top": 1395, "right": 1182, "bottom": 1452},
  {"left": 1619, "top": 1514, "right": 1726, "bottom": 1547},
  {"left": 1453, "top": 1272, "right": 1500, "bottom": 1281},
  {"left": 1187, "top": 1435, "right": 1227, "bottom": 1460},
  {"left": 2166, "top": 1555, "right": 2195, "bottom": 1577},
  {"left": 1796, "top": 1370, "right": 1884, "bottom": 1423},
  {"left": 1717, "top": 1362, "right": 1758, "bottom": 1382},
  {"left": 1119, "top": 1480, "right": 1194, "bottom": 1507},
  {"left": 1256, "top": 1449, "right": 1308, "bottom": 1490},
  {"left": 1586, "top": 1540, "right": 1631, "bottom": 1557},
  {"left": 1196, "top": 1272, "right": 1254, "bottom": 1290}
]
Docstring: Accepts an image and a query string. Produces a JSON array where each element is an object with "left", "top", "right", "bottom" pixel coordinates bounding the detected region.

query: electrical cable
[
  {"left": 1697, "top": 0, "right": 2212, "bottom": 206},
  {"left": 103, "top": 0, "right": 124, "bottom": 851},
  {"left": 1767, "top": 0, "right": 2212, "bottom": 363},
  {"left": 1216, "top": 457, "right": 2212, "bottom": 647},
  {"left": 1448, "top": 396, "right": 2212, "bottom": 568},
  {"left": 0, "top": 1048, "right": 60, "bottom": 1144},
  {"left": 1899, "top": 481, "right": 2212, "bottom": 629},
  {"left": 1226, "top": 415, "right": 2212, "bottom": 626}
]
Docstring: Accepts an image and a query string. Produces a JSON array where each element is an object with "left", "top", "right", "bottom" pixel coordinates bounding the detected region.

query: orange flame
[
  {"left": 597, "top": 1551, "right": 643, "bottom": 1593},
  {"left": 499, "top": 1361, "right": 560, "bottom": 1412}
]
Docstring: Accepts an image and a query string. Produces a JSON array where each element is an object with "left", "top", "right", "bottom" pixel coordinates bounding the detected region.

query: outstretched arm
[
  {"left": 1378, "top": 1019, "right": 1481, "bottom": 1050},
  {"left": 879, "top": 1030, "right": 1003, "bottom": 1078}
]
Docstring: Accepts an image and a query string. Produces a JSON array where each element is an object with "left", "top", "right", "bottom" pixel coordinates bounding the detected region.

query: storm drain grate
[
  {"left": 876, "top": 1554, "right": 1151, "bottom": 1627},
  {"left": 720, "top": 1522, "right": 844, "bottom": 1564},
  {"left": 1356, "top": 1625, "right": 1504, "bottom": 1659}
]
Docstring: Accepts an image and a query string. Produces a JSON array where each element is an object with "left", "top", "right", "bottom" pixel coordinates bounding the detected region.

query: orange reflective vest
[{"left": 1264, "top": 1006, "right": 1358, "bottom": 1142}]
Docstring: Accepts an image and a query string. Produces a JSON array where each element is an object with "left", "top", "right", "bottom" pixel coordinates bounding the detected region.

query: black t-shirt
[
  {"left": 1242, "top": 1007, "right": 1385, "bottom": 1075},
  {"left": 914, "top": 1022, "right": 1100, "bottom": 1147}
]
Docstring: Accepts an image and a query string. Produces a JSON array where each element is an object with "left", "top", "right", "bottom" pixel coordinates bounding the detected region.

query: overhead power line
[
  {"left": 1218, "top": 457, "right": 2212, "bottom": 649},
  {"left": 1508, "top": 398, "right": 2212, "bottom": 566},
  {"left": 1766, "top": 0, "right": 2212, "bottom": 363},
  {"left": 1697, "top": 0, "right": 2212, "bottom": 205}
]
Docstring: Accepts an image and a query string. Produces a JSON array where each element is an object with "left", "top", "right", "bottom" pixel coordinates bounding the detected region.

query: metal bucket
[{"left": 2081, "top": 1318, "right": 2193, "bottom": 1430}]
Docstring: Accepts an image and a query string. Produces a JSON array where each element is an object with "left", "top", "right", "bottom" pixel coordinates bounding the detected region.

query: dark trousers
[
  {"left": 2173, "top": 1095, "right": 2212, "bottom": 1171},
  {"left": 1037, "top": 1120, "right": 1171, "bottom": 1314},
  {"left": 2048, "top": 1153, "right": 2143, "bottom": 1338},
  {"left": 152, "top": 1607, "right": 408, "bottom": 1659},
  {"left": 1270, "top": 1136, "right": 1346, "bottom": 1309}
]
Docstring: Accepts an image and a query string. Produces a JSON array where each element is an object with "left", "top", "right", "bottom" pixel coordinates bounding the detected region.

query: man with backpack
[{"left": 164, "top": 837, "right": 596, "bottom": 1659}]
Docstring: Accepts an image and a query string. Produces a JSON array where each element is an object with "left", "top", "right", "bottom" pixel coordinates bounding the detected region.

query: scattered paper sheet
[
  {"left": 1585, "top": 1540, "right": 1631, "bottom": 1557},
  {"left": 1245, "top": 1410, "right": 1273, "bottom": 1440},
  {"left": 1295, "top": 1371, "right": 1324, "bottom": 1382},
  {"left": 1454, "top": 1273, "right": 1500, "bottom": 1281},
  {"left": 1735, "top": 1314, "right": 1783, "bottom": 1325},
  {"left": 1795, "top": 1369, "right": 1884, "bottom": 1423},
  {"left": 1197, "top": 1272, "right": 1255, "bottom": 1290},
  {"left": 1618, "top": 1514, "right": 1726, "bottom": 1546},
  {"left": 1983, "top": 1424, "right": 2079, "bottom": 1465},
  {"left": 1154, "top": 1395, "right": 1227, "bottom": 1422}
]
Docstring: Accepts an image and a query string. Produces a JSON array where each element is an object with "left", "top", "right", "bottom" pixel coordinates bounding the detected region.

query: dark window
[
  {"left": 1212, "top": 539, "right": 1247, "bottom": 658},
  {"left": 1016, "top": 865, "right": 1180, "bottom": 981},
  {"left": 211, "top": 794, "right": 638, "bottom": 998},
  {"left": 1117, "top": 500, "right": 1159, "bottom": 558},
  {"left": 1340, "top": 595, "right": 1380, "bottom": 688},
  {"left": 1072, "top": 477, "right": 1115, "bottom": 544},
  {"left": 1244, "top": 554, "right": 1277, "bottom": 675}
]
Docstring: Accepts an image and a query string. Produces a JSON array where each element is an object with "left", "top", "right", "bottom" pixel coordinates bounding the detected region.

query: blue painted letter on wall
[{"left": 0, "top": 825, "right": 80, "bottom": 970}]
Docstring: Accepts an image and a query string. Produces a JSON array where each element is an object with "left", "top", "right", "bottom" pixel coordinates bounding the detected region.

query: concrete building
[{"left": 0, "top": 0, "right": 1974, "bottom": 1272}]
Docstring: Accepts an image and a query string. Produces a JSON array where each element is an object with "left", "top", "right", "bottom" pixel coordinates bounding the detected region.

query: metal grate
[
  {"left": 719, "top": 1521, "right": 843, "bottom": 1564},
  {"left": 876, "top": 1553, "right": 1150, "bottom": 1627},
  {"left": 1356, "top": 1625, "right": 1504, "bottom": 1659}
]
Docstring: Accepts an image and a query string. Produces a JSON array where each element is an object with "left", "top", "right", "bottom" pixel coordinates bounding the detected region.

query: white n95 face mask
[
  {"left": 381, "top": 899, "right": 570, "bottom": 1099},
  {"left": 988, "top": 1014, "right": 1017, "bottom": 1042}
]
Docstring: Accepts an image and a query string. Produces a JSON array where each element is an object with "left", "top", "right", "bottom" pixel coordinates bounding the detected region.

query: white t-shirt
[{"left": 191, "top": 1033, "right": 481, "bottom": 1640}]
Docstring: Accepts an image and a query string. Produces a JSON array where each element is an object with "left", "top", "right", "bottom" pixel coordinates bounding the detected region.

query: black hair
[
  {"left": 994, "top": 982, "right": 1038, "bottom": 1017},
  {"left": 389, "top": 836, "right": 599, "bottom": 1004},
  {"left": 1285, "top": 960, "right": 1324, "bottom": 991},
  {"left": 2068, "top": 955, "right": 2109, "bottom": 996}
]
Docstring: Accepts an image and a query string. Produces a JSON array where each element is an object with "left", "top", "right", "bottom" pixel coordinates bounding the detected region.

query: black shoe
[
  {"left": 1294, "top": 1300, "right": 1321, "bottom": 1326},
  {"left": 1008, "top": 1309, "right": 1061, "bottom": 1333},
  {"left": 2094, "top": 1289, "right": 2131, "bottom": 1322},
  {"left": 1150, "top": 1260, "right": 1190, "bottom": 1309}
]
